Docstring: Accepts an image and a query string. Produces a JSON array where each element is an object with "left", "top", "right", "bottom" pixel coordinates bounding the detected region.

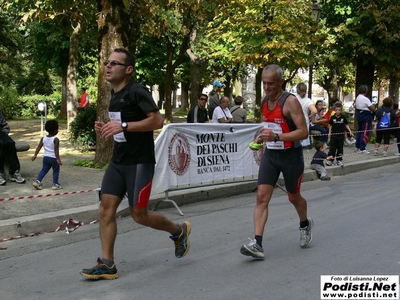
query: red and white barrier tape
[
  {"left": 0, "top": 189, "right": 94, "bottom": 202},
  {"left": 0, "top": 218, "right": 99, "bottom": 243},
  {"left": 305, "top": 140, "right": 400, "bottom": 161}
]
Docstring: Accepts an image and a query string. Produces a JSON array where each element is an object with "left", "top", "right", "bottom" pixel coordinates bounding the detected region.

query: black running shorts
[
  {"left": 258, "top": 147, "right": 304, "bottom": 194},
  {"left": 101, "top": 161, "right": 154, "bottom": 208}
]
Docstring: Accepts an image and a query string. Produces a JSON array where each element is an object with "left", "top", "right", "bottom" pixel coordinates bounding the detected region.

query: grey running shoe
[
  {"left": 33, "top": 180, "right": 42, "bottom": 190},
  {"left": 325, "top": 161, "right": 333, "bottom": 166},
  {"left": 320, "top": 176, "right": 331, "bottom": 181},
  {"left": 79, "top": 258, "right": 119, "bottom": 280},
  {"left": 373, "top": 149, "right": 378, "bottom": 156},
  {"left": 11, "top": 171, "right": 25, "bottom": 183},
  {"left": 170, "top": 221, "right": 191, "bottom": 258},
  {"left": 300, "top": 218, "right": 314, "bottom": 247},
  {"left": 0, "top": 173, "right": 6, "bottom": 186},
  {"left": 240, "top": 238, "right": 265, "bottom": 259},
  {"left": 336, "top": 160, "right": 344, "bottom": 167},
  {"left": 383, "top": 151, "right": 387, "bottom": 157},
  {"left": 52, "top": 183, "right": 63, "bottom": 190}
]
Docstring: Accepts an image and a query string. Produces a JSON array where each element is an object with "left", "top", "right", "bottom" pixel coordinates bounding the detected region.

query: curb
[{"left": 0, "top": 156, "right": 399, "bottom": 240}]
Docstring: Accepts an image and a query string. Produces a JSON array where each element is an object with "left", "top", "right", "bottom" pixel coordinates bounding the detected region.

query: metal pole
[{"left": 308, "top": 63, "right": 313, "bottom": 99}]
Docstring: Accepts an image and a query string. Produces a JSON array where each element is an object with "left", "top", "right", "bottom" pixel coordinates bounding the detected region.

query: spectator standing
[
  {"left": 211, "top": 96, "right": 233, "bottom": 123},
  {"left": 187, "top": 94, "right": 209, "bottom": 123},
  {"left": 79, "top": 48, "right": 191, "bottom": 280},
  {"left": 79, "top": 88, "right": 90, "bottom": 111},
  {"left": 208, "top": 80, "right": 223, "bottom": 119},
  {"left": 373, "top": 97, "right": 397, "bottom": 157},
  {"left": 355, "top": 85, "right": 375, "bottom": 153},
  {"left": 310, "top": 141, "right": 333, "bottom": 181},
  {"left": 0, "top": 110, "right": 26, "bottom": 185},
  {"left": 240, "top": 64, "right": 313, "bottom": 260},
  {"left": 230, "top": 96, "right": 247, "bottom": 123},
  {"left": 294, "top": 82, "right": 317, "bottom": 147},
  {"left": 31, "top": 120, "right": 63, "bottom": 190},
  {"left": 326, "top": 102, "right": 354, "bottom": 166}
]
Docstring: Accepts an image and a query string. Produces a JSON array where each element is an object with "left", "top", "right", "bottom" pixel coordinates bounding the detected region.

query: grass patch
[{"left": 74, "top": 159, "right": 108, "bottom": 170}]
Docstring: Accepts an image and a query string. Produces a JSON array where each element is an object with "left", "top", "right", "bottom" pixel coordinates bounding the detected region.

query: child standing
[
  {"left": 31, "top": 120, "right": 63, "bottom": 190},
  {"left": 327, "top": 102, "right": 354, "bottom": 166},
  {"left": 310, "top": 141, "right": 333, "bottom": 181}
]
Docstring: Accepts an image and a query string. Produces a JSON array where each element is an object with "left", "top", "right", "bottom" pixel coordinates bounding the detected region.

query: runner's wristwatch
[
  {"left": 121, "top": 122, "right": 128, "bottom": 132},
  {"left": 274, "top": 133, "right": 280, "bottom": 142}
]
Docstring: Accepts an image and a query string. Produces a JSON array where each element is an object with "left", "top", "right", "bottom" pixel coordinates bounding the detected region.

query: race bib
[
  {"left": 264, "top": 122, "right": 284, "bottom": 150},
  {"left": 109, "top": 112, "right": 127, "bottom": 143}
]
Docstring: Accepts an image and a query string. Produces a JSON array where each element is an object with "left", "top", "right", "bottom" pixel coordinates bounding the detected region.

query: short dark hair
[
  {"left": 382, "top": 97, "right": 393, "bottom": 107},
  {"left": 234, "top": 96, "right": 243, "bottom": 105},
  {"left": 334, "top": 102, "right": 343, "bottom": 109},
  {"left": 45, "top": 120, "right": 59, "bottom": 134},
  {"left": 315, "top": 141, "right": 324, "bottom": 151},
  {"left": 199, "top": 93, "right": 208, "bottom": 100},
  {"left": 114, "top": 48, "right": 135, "bottom": 68},
  {"left": 315, "top": 100, "right": 323, "bottom": 107}
]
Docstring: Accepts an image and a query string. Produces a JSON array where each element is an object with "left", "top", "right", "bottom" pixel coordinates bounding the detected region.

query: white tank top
[{"left": 43, "top": 136, "right": 56, "bottom": 158}]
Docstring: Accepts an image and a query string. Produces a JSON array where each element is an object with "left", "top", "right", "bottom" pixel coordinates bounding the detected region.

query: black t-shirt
[
  {"left": 109, "top": 81, "right": 159, "bottom": 164},
  {"left": 187, "top": 105, "right": 209, "bottom": 123},
  {"left": 329, "top": 114, "right": 348, "bottom": 136}
]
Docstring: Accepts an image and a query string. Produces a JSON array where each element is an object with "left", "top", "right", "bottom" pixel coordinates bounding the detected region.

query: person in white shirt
[
  {"left": 294, "top": 83, "right": 317, "bottom": 147},
  {"left": 354, "top": 85, "right": 375, "bottom": 153},
  {"left": 211, "top": 96, "right": 233, "bottom": 123}
]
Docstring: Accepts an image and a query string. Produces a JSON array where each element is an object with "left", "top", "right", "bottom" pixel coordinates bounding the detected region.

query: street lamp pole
[{"left": 308, "top": 0, "right": 322, "bottom": 99}]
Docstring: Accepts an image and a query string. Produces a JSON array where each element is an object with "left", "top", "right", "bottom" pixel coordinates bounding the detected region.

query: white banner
[{"left": 151, "top": 123, "right": 264, "bottom": 195}]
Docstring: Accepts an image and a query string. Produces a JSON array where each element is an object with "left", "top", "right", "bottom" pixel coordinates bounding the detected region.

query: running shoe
[
  {"left": 33, "top": 180, "right": 42, "bottom": 190},
  {"left": 344, "top": 139, "right": 351, "bottom": 146},
  {"left": 373, "top": 149, "right": 378, "bottom": 156},
  {"left": 383, "top": 151, "right": 387, "bottom": 157},
  {"left": 79, "top": 258, "right": 119, "bottom": 280},
  {"left": 10, "top": 171, "right": 25, "bottom": 183},
  {"left": 360, "top": 150, "right": 370, "bottom": 154},
  {"left": 170, "top": 221, "right": 191, "bottom": 258},
  {"left": 52, "top": 183, "right": 63, "bottom": 190},
  {"left": 320, "top": 176, "right": 331, "bottom": 181},
  {"left": 336, "top": 160, "right": 344, "bottom": 167},
  {"left": 300, "top": 217, "right": 314, "bottom": 247},
  {"left": 240, "top": 238, "right": 265, "bottom": 259},
  {"left": 0, "top": 173, "right": 6, "bottom": 186},
  {"left": 325, "top": 161, "right": 333, "bottom": 166}
]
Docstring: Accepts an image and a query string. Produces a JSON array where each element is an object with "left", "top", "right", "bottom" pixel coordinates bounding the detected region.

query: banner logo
[{"left": 168, "top": 133, "right": 191, "bottom": 175}]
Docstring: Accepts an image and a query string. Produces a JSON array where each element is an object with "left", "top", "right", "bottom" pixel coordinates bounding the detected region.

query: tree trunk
[
  {"left": 66, "top": 23, "right": 81, "bottom": 130},
  {"left": 94, "top": 0, "right": 130, "bottom": 167},
  {"left": 189, "top": 55, "right": 202, "bottom": 108},
  {"left": 57, "top": 69, "right": 68, "bottom": 121},
  {"left": 255, "top": 67, "right": 263, "bottom": 123},
  {"left": 180, "top": 81, "right": 189, "bottom": 111},
  {"left": 389, "top": 75, "right": 399, "bottom": 107},
  {"left": 356, "top": 59, "right": 375, "bottom": 100}
]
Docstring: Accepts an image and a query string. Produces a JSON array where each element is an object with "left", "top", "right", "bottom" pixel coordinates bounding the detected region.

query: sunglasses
[
  {"left": 200, "top": 98, "right": 207, "bottom": 101},
  {"left": 103, "top": 60, "right": 126, "bottom": 67}
]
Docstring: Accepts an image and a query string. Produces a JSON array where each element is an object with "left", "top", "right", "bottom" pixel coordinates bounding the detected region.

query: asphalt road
[{"left": 0, "top": 163, "right": 399, "bottom": 300}]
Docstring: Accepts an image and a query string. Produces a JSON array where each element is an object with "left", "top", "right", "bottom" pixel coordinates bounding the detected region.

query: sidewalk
[{"left": 1, "top": 119, "right": 399, "bottom": 240}]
